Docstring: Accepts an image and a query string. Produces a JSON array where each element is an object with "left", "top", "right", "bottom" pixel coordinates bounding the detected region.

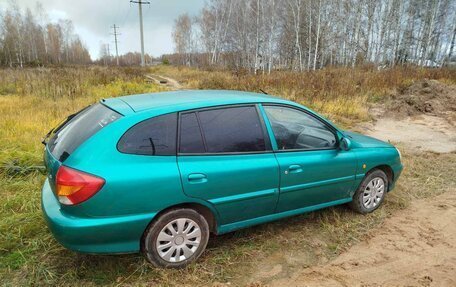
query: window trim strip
[{"left": 258, "top": 104, "right": 278, "bottom": 151}]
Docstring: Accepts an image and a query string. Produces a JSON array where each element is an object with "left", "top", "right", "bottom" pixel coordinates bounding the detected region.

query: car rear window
[{"left": 48, "top": 103, "right": 121, "bottom": 162}]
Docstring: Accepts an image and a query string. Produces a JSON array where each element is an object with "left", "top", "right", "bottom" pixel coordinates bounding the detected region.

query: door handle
[
  {"left": 188, "top": 173, "right": 208, "bottom": 183},
  {"left": 287, "top": 164, "right": 303, "bottom": 174}
]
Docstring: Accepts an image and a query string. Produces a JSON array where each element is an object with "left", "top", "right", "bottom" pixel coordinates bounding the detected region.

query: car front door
[
  {"left": 177, "top": 105, "right": 280, "bottom": 225},
  {"left": 262, "top": 105, "right": 357, "bottom": 213}
]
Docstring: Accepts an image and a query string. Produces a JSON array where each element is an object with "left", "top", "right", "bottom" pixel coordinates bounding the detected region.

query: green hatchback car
[{"left": 42, "top": 90, "right": 403, "bottom": 268}]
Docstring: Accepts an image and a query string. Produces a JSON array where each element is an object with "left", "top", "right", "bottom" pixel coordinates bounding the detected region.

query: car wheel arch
[
  {"left": 141, "top": 202, "right": 218, "bottom": 249},
  {"left": 367, "top": 164, "right": 394, "bottom": 190}
]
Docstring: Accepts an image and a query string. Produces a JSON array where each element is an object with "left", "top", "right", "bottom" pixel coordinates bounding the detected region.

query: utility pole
[
  {"left": 107, "top": 44, "right": 111, "bottom": 64},
  {"left": 130, "top": 0, "right": 150, "bottom": 67},
  {"left": 111, "top": 24, "right": 121, "bottom": 66}
]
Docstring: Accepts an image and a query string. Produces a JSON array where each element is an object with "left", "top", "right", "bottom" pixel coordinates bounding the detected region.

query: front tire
[
  {"left": 349, "top": 169, "right": 388, "bottom": 214},
  {"left": 142, "top": 208, "right": 210, "bottom": 268}
]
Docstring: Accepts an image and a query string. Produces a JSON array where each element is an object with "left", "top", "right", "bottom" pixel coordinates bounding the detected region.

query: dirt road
[
  {"left": 265, "top": 191, "right": 456, "bottom": 287},
  {"left": 146, "top": 74, "right": 183, "bottom": 90}
]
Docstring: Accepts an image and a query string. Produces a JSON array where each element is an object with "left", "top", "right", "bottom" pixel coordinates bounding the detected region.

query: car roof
[{"left": 102, "top": 90, "right": 288, "bottom": 115}]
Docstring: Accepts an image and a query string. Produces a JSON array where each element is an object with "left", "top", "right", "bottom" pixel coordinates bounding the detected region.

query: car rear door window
[
  {"left": 48, "top": 103, "right": 121, "bottom": 162},
  {"left": 118, "top": 113, "right": 177, "bottom": 156},
  {"left": 197, "top": 106, "right": 267, "bottom": 153}
]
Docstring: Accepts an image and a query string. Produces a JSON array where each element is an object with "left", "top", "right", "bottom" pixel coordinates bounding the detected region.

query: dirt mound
[
  {"left": 388, "top": 79, "right": 456, "bottom": 123},
  {"left": 356, "top": 79, "right": 456, "bottom": 154}
]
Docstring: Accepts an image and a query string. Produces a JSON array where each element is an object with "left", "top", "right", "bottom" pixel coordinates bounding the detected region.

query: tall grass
[
  {"left": 0, "top": 67, "right": 147, "bottom": 99},
  {"left": 1, "top": 150, "right": 454, "bottom": 286},
  {"left": 151, "top": 65, "right": 456, "bottom": 125},
  {"left": 0, "top": 67, "right": 167, "bottom": 170},
  {"left": 0, "top": 65, "right": 455, "bottom": 286}
]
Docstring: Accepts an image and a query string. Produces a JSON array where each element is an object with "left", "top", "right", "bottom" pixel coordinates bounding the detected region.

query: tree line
[
  {"left": 0, "top": 2, "right": 91, "bottom": 67},
  {"left": 96, "top": 43, "right": 158, "bottom": 66},
  {"left": 171, "top": 0, "right": 456, "bottom": 72}
]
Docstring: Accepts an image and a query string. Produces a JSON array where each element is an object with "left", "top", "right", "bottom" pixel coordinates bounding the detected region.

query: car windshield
[{"left": 47, "top": 103, "right": 121, "bottom": 162}]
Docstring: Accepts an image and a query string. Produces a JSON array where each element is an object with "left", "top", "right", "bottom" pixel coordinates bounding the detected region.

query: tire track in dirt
[
  {"left": 265, "top": 191, "right": 456, "bottom": 287},
  {"left": 145, "top": 74, "right": 183, "bottom": 90}
]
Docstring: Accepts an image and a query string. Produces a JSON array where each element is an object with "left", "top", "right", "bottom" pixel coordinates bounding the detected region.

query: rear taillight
[{"left": 55, "top": 166, "right": 105, "bottom": 205}]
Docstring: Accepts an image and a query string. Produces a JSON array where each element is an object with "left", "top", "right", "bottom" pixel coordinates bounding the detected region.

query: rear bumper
[{"left": 41, "top": 179, "right": 156, "bottom": 254}]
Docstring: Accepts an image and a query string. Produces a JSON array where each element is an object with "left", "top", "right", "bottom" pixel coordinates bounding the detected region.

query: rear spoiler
[{"left": 41, "top": 105, "right": 90, "bottom": 145}]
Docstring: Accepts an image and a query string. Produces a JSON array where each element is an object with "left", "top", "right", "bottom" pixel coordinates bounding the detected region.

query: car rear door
[
  {"left": 177, "top": 105, "right": 280, "bottom": 225},
  {"left": 262, "top": 105, "right": 357, "bottom": 212}
]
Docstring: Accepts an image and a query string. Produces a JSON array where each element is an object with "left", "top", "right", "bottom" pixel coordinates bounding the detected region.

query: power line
[
  {"left": 120, "top": 4, "right": 132, "bottom": 28},
  {"left": 111, "top": 24, "right": 121, "bottom": 66},
  {"left": 130, "top": 0, "right": 150, "bottom": 67},
  {"left": 113, "top": 1, "right": 123, "bottom": 27}
]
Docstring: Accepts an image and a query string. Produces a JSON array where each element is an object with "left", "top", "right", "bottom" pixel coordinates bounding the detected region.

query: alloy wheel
[
  {"left": 362, "top": 177, "right": 385, "bottom": 209},
  {"left": 156, "top": 218, "right": 202, "bottom": 263}
]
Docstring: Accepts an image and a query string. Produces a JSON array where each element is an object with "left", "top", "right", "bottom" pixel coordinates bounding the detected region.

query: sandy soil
[
  {"left": 359, "top": 79, "right": 456, "bottom": 154},
  {"left": 261, "top": 191, "right": 456, "bottom": 287},
  {"left": 360, "top": 114, "right": 456, "bottom": 153}
]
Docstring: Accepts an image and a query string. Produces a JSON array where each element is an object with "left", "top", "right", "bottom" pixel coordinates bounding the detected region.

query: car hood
[{"left": 343, "top": 131, "right": 394, "bottom": 149}]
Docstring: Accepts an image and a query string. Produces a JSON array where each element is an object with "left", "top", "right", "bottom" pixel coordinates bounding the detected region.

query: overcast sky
[{"left": 1, "top": 0, "right": 205, "bottom": 60}]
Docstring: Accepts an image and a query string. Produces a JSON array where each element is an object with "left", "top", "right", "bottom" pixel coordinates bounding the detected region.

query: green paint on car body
[{"left": 41, "top": 90, "right": 403, "bottom": 254}]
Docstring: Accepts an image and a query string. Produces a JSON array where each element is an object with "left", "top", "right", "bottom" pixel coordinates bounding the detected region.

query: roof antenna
[{"left": 259, "top": 89, "right": 268, "bottom": 95}]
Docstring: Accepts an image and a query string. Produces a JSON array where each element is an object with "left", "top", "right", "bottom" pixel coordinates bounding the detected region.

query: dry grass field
[{"left": 0, "top": 66, "right": 455, "bottom": 286}]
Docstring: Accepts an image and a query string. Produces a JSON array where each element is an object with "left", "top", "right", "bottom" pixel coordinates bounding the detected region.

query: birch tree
[
  {"left": 0, "top": 1, "right": 91, "bottom": 66},
  {"left": 171, "top": 0, "right": 455, "bottom": 70}
]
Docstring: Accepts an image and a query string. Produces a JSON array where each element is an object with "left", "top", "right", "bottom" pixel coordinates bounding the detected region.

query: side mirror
[{"left": 340, "top": 137, "right": 352, "bottom": 151}]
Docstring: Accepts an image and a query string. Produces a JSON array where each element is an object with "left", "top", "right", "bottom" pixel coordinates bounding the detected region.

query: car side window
[
  {"left": 179, "top": 106, "right": 268, "bottom": 153},
  {"left": 118, "top": 113, "right": 177, "bottom": 155},
  {"left": 264, "top": 106, "right": 337, "bottom": 150}
]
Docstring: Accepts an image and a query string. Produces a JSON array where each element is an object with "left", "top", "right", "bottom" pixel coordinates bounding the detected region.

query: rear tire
[
  {"left": 142, "top": 208, "right": 209, "bottom": 268},
  {"left": 349, "top": 169, "right": 388, "bottom": 214}
]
